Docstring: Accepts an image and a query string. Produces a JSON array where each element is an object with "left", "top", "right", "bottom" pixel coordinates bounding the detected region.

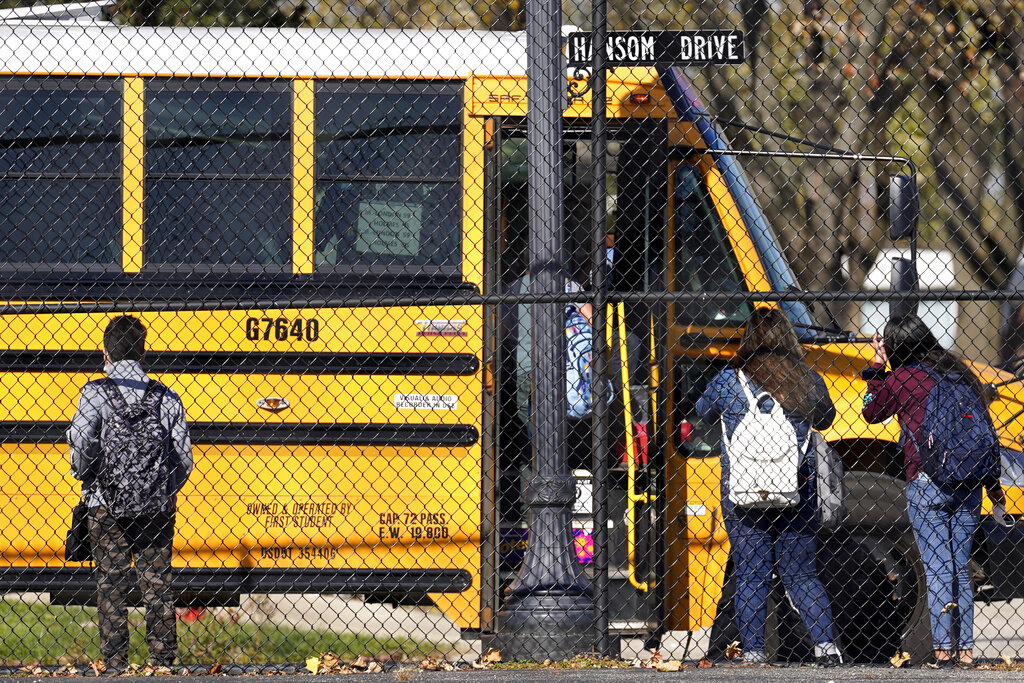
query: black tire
[{"left": 818, "top": 528, "right": 925, "bottom": 663}]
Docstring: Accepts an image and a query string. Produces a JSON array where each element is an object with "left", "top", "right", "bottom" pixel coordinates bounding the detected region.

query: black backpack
[
  {"left": 96, "top": 379, "right": 172, "bottom": 517},
  {"left": 909, "top": 365, "right": 1000, "bottom": 486}
]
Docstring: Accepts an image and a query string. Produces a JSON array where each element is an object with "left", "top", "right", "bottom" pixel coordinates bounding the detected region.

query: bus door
[
  {"left": 607, "top": 125, "right": 668, "bottom": 644},
  {"left": 662, "top": 159, "right": 752, "bottom": 633},
  {"left": 482, "top": 119, "right": 669, "bottom": 643}
]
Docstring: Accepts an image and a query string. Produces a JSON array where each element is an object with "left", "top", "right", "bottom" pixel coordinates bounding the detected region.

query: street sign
[{"left": 566, "top": 30, "right": 745, "bottom": 67}]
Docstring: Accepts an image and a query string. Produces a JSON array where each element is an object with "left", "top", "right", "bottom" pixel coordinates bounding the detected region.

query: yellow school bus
[{"left": 0, "top": 21, "right": 1022, "bottom": 663}]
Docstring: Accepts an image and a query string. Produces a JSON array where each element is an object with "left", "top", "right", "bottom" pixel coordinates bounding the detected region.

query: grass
[{"left": 0, "top": 600, "right": 436, "bottom": 666}]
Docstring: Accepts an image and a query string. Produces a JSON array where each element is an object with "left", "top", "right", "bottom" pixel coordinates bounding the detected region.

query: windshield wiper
[{"left": 797, "top": 323, "right": 862, "bottom": 344}]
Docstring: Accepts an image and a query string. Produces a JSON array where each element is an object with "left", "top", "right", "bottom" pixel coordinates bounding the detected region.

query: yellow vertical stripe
[
  {"left": 292, "top": 78, "right": 315, "bottom": 274},
  {"left": 704, "top": 163, "right": 771, "bottom": 292},
  {"left": 122, "top": 76, "right": 144, "bottom": 273},
  {"left": 461, "top": 80, "right": 485, "bottom": 289}
]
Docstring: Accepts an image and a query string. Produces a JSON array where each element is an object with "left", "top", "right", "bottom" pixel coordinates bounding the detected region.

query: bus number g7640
[{"left": 245, "top": 317, "right": 320, "bottom": 342}]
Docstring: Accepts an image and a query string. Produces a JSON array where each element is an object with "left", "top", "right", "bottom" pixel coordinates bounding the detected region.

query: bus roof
[{"left": 0, "top": 24, "right": 528, "bottom": 79}]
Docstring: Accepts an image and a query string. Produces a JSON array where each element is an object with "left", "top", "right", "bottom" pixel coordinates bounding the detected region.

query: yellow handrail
[
  {"left": 612, "top": 302, "right": 654, "bottom": 592},
  {"left": 649, "top": 312, "right": 658, "bottom": 434}
]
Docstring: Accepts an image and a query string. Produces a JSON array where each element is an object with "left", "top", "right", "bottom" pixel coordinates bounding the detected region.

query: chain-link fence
[{"left": 0, "top": 0, "right": 1023, "bottom": 671}]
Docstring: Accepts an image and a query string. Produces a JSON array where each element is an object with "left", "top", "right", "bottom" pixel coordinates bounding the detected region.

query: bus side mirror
[{"left": 889, "top": 174, "right": 919, "bottom": 242}]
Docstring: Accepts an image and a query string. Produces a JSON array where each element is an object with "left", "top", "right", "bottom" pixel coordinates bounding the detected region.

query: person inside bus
[
  {"left": 500, "top": 269, "right": 591, "bottom": 457},
  {"left": 68, "top": 316, "right": 193, "bottom": 672},
  {"left": 695, "top": 307, "right": 842, "bottom": 666}
]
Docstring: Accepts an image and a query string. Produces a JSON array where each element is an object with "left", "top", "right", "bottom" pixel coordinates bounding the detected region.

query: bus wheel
[{"left": 818, "top": 529, "right": 929, "bottom": 663}]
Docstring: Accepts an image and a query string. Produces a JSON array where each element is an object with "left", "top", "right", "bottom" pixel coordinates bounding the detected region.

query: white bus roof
[
  {"left": 0, "top": 1, "right": 113, "bottom": 24},
  {"left": 0, "top": 24, "right": 528, "bottom": 79}
]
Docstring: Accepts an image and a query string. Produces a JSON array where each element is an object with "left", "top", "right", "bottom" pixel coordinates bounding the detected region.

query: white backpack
[{"left": 724, "top": 371, "right": 806, "bottom": 509}]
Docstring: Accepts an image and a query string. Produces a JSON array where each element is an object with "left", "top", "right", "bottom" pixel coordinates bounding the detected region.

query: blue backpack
[{"left": 909, "top": 364, "right": 999, "bottom": 486}]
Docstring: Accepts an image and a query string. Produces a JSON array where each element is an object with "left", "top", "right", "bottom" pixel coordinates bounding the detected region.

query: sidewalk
[
  {"left": 231, "top": 594, "right": 478, "bottom": 656},
  {"left": 39, "top": 664, "right": 1024, "bottom": 681}
]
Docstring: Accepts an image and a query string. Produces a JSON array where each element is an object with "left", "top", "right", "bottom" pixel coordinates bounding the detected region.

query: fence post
[
  {"left": 492, "top": 0, "right": 596, "bottom": 660},
  {"left": 589, "top": 0, "right": 613, "bottom": 658}
]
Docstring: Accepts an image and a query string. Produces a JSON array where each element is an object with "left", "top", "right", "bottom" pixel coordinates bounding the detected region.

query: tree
[{"left": 676, "top": 0, "right": 1019, "bottom": 360}]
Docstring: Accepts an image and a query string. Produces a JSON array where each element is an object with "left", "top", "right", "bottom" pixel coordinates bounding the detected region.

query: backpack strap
[
  {"left": 141, "top": 381, "right": 168, "bottom": 417},
  {"left": 735, "top": 370, "right": 769, "bottom": 409},
  {"left": 96, "top": 377, "right": 130, "bottom": 414}
]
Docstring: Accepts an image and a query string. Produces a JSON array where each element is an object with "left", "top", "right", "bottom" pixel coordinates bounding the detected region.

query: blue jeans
[
  {"left": 906, "top": 474, "right": 983, "bottom": 650},
  {"left": 725, "top": 506, "right": 837, "bottom": 653}
]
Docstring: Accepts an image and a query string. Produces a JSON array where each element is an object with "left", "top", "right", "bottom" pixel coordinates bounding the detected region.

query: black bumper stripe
[
  {"left": 0, "top": 567, "right": 472, "bottom": 601},
  {"left": 0, "top": 350, "right": 478, "bottom": 376},
  {"left": 0, "top": 421, "right": 479, "bottom": 447}
]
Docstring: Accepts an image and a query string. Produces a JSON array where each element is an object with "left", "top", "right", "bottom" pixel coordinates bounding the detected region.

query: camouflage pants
[{"left": 87, "top": 506, "right": 176, "bottom": 667}]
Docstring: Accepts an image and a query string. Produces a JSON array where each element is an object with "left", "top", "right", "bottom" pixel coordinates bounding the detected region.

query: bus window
[
  {"left": 671, "top": 359, "right": 726, "bottom": 457},
  {"left": 313, "top": 81, "right": 462, "bottom": 276},
  {"left": 0, "top": 77, "right": 121, "bottom": 268},
  {"left": 144, "top": 78, "right": 292, "bottom": 269},
  {"left": 672, "top": 163, "right": 750, "bottom": 325}
]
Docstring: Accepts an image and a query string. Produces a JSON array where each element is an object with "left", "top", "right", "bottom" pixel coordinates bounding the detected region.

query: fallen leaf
[
  {"left": 365, "top": 662, "right": 383, "bottom": 673},
  {"left": 153, "top": 665, "right": 172, "bottom": 676},
  {"left": 142, "top": 663, "right": 156, "bottom": 676},
  {"left": 305, "top": 657, "right": 321, "bottom": 675},
  {"left": 697, "top": 658, "right": 714, "bottom": 669},
  {"left": 321, "top": 653, "right": 341, "bottom": 674},
  {"left": 471, "top": 648, "right": 502, "bottom": 669},
  {"left": 543, "top": 658, "right": 553, "bottom": 667},
  {"left": 890, "top": 651, "right": 911, "bottom": 668},
  {"left": 725, "top": 641, "right": 743, "bottom": 661},
  {"left": 652, "top": 660, "right": 682, "bottom": 672},
  {"left": 420, "top": 657, "right": 442, "bottom": 671},
  {"left": 91, "top": 660, "right": 106, "bottom": 677},
  {"left": 209, "top": 662, "right": 222, "bottom": 675},
  {"left": 1003, "top": 655, "right": 1014, "bottom": 666}
]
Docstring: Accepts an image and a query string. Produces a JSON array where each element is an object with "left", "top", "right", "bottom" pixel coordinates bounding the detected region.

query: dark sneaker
[
  {"left": 923, "top": 655, "right": 955, "bottom": 669},
  {"left": 104, "top": 659, "right": 127, "bottom": 676}
]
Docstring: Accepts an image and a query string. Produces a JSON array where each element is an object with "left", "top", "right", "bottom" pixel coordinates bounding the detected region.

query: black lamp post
[{"left": 492, "top": 0, "right": 596, "bottom": 660}]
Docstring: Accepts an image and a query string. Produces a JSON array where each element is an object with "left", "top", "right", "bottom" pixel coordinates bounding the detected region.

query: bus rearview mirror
[{"left": 889, "top": 174, "right": 919, "bottom": 242}]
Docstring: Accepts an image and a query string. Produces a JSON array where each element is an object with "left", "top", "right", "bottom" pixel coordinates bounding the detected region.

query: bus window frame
[
  {"left": 0, "top": 75, "right": 123, "bottom": 273},
  {"left": 311, "top": 78, "right": 464, "bottom": 280}
]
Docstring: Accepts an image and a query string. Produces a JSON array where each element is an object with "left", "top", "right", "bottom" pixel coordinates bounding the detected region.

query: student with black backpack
[
  {"left": 863, "top": 313, "right": 1009, "bottom": 668},
  {"left": 68, "top": 316, "right": 193, "bottom": 672}
]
